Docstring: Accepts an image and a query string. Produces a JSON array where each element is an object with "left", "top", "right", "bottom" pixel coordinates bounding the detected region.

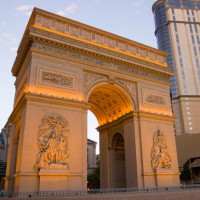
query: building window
[
  {"left": 179, "top": 57, "right": 183, "bottom": 68},
  {"left": 182, "top": 0, "right": 195, "bottom": 9},
  {"left": 173, "top": 16, "right": 176, "bottom": 21},
  {"left": 181, "top": 70, "right": 185, "bottom": 79},
  {"left": 194, "top": 46, "right": 197, "bottom": 57},
  {"left": 196, "top": 35, "right": 200, "bottom": 45},
  {"left": 193, "top": 17, "right": 196, "bottom": 22},
  {"left": 194, "top": 24, "right": 198, "bottom": 34},
  {"left": 198, "top": 2, "right": 200, "bottom": 9},
  {"left": 196, "top": 58, "right": 200, "bottom": 68},
  {"left": 188, "top": 17, "right": 191, "bottom": 22},
  {"left": 189, "top": 24, "right": 193, "bottom": 34},
  {"left": 176, "top": 34, "right": 179, "bottom": 44},
  {"left": 191, "top": 35, "right": 195, "bottom": 45},
  {"left": 172, "top": 8, "right": 175, "bottom": 15},
  {"left": 191, "top": 10, "right": 194, "bottom": 16},
  {"left": 186, "top": 10, "right": 190, "bottom": 15},
  {"left": 183, "top": 81, "right": 187, "bottom": 94},
  {"left": 174, "top": 23, "right": 178, "bottom": 32},
  {"left": 177, "top": 45, "right": 181, "bottom": 56},
  {"left": 168, "top": 0, "right": 181, "bottom": 8}
]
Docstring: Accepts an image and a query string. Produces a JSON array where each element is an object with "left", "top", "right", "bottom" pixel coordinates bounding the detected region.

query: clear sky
[{"left": 0, "top": 0, "right": 158, "bottom": 153}]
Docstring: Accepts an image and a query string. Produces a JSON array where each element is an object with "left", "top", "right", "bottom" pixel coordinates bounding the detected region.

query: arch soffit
[
  {"left": 85, "top": 81, "right": 135, "bottom": 126},
  {"left": 85, "top": 80, "right": 136, "bottom": 110}
]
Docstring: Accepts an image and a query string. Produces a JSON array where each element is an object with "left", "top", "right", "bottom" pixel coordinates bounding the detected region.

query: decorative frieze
[
  {"left": 32, "top": 42, "right": 169, "bottom": 83},
  {"left": 37, "top": 67, "right": 76, "bottom": 91},
  {"left": 151, "top": 130, "right": 171, "bottom": 170},
  {"left": 34, "top": 14, "right": 166, "bottom": 65}
]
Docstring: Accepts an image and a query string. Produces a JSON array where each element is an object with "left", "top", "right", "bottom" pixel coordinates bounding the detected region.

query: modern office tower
[{"left": 153, "top": 0, "right": 200, "bottom": 170}]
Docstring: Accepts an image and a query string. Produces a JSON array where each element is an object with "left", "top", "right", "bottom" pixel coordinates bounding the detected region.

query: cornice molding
[
  {"left": 31, "top": 8, "right": 167, "bottom": 60},
  {"left": 133, "top": 111, "right": 175, "bottom": 122},
  {"left": 31, "top": 40, "right": 170, "bottom": 83},
  {"left": 9, "top": 92, "right": 90, "bottom": 122},
  {"left": 24, "top": 92, "right": 90, "bottom": 109},
  {"left": 29, "top": 26, "right": 170, "bottom": 71},
  {"left": 10, "top": 25, "right": 171, "bottom": 84},
  {"left": 12, "top": 25, "right": 173, "bottom": 83}
]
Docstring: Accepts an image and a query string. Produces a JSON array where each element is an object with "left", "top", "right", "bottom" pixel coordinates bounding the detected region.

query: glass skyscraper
[{"left": 153, "top": 0, "right": 200, "bottom": 137}]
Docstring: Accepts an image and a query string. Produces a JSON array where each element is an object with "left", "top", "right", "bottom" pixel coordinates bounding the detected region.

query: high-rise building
[
  {"left": 153, "top": 0, "right": 200, "bottom": 173},
  {"left": 153, "top": 0, "right": 200, "bottom": 136}
]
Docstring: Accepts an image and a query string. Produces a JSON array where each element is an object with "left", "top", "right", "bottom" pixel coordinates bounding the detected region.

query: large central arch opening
[
  {"left": 86, "top": 83, "right": 134, "bottom": 189},
  {"left": 88, "top": 84, "right": 133, "bottom": 126}
]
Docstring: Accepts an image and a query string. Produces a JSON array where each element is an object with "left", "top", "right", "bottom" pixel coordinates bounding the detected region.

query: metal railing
[{"left": 1, "top": 184, "right": 200, "bottom": 198}]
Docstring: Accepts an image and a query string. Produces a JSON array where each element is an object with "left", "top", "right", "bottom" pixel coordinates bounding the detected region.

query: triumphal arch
[{"left": 5, "top": 8, "right": 180, "bottom": 192}]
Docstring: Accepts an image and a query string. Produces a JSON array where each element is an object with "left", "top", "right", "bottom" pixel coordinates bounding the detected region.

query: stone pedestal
[
  {"left": 154, "top": 169, "right": 180, "bottom": 187},
  {"left": 39, "top": 168, "right": 69, "bottom": 191}
]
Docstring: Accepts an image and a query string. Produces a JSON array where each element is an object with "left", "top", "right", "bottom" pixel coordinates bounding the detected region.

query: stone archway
[
  {"left": 86, "top": 83, "right": 135, "bottom": 188},
  {"left": 5, "top": 8, "right": 180, "bottom": 193},
  {"left": 86, "top": 83, "right": 134, "bottom": 126},
  {"left": 111, "top": 132, "right": 126, "bottom": 188}
]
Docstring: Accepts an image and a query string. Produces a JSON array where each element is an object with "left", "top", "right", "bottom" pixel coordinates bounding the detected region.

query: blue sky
[{"left": 0, "top": 0, "right": 157, "bottom": 152}]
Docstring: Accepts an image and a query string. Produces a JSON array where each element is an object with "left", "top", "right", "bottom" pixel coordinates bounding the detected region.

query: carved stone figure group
[
  {"left": 151, "top": 130, "right": 171, "bottom": 170},
  {"left": 34, "top": 114, "right": 70, "bottom": 169}
]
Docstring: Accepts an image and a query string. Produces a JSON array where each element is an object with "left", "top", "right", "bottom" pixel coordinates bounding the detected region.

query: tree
[
  {"left": 180, "top": 165, "right": 191, "bottom": 182},
  {"left": 87, "top": 162, "right": 100, "bottom": 189}
]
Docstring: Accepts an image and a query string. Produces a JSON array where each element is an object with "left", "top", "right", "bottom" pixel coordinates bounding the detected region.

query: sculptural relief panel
[
  {"left": 117, "top": 79, "right": 137, "bottom": 108},
  {"left": 84, "top": 71, "right": 107, "bottom": 92},
  {"left": 34, "top": 114, "right": 70, "bottom": 169},
  {"left": 151, "top": 130, "right": 171, "bottom": 170}
]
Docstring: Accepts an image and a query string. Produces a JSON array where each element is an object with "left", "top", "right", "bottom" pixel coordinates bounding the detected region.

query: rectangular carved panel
[
  {"left": 37, "top": 67, "right": 76, "bottom": 91},
  {"left": 142, "top": 89, "right": 168, "bottom": 108}
]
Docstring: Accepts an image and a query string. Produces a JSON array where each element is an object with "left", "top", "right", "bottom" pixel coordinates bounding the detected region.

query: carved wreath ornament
[
  {"left": 151, "top": 130, "right": 171, "bottom": 170},
  {"left": 34, "top": 114, "right": 70, "bottom": 169}
]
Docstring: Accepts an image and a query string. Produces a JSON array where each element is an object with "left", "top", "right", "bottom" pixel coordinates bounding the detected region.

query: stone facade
[{"left": 5, "top": 7, "right": 179, "bottom": 192}]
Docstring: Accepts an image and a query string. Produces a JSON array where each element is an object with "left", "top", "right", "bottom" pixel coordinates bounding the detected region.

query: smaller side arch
[{"left": 110, "top": 132, "right": 126, "bottom": 188}]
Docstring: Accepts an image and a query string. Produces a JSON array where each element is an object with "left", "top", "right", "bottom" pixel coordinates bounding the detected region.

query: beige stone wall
[{"left": 11, "top": 100, "right": 87, "bottom": 192}]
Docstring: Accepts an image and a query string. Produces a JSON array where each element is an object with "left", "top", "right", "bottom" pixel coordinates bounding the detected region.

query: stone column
[
  {"left": 124, "top": 116, "right": 138, "bottom": 188},
  {"left": 99, "top": 128, "right": 110, "bottom": 188}
]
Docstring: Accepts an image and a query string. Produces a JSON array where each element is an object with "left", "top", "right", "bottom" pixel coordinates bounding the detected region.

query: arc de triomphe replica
[{"left": 5, "top": 8, "right": 180, "bottom": 192}]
